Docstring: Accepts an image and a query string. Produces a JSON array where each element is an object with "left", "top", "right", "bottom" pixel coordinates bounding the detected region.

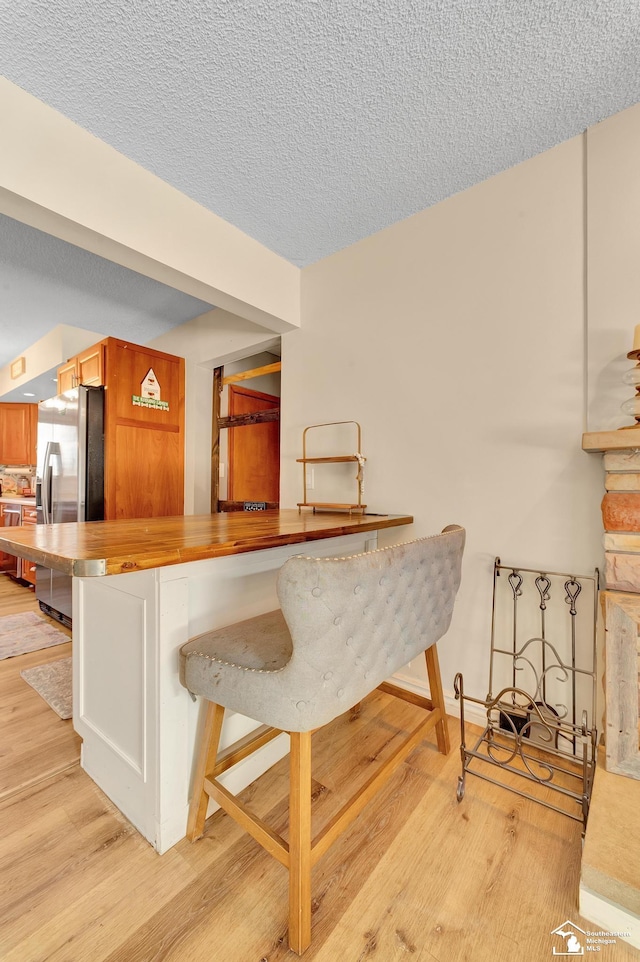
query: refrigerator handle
[{"left": 42, "top": 441, "right": 57, "bottom": 524}]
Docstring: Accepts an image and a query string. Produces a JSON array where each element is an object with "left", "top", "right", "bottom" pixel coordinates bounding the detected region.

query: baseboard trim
[
  {"left": 391, "top": 671, "right": 488, "bottom": 730},
  {"left": 579, "top": 884, "right": 640, "bottom": 950}
]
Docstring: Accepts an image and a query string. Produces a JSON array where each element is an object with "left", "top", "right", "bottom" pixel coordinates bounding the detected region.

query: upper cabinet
[
  {"left": 0, "top": 403, "right": 37, "bottom": 465},
  {"left": 57, "top": 341, "right": 106, "bottom": 393},
  {"left": 58, "top": 336, "right": 186, "bottom": 519}
]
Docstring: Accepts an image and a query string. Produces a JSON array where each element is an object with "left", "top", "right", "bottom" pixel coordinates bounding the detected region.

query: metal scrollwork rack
[{"left": 454, "top": 559, "right": 599, "bottom": 832}]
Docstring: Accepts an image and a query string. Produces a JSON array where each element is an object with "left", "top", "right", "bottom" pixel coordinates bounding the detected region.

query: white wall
[
  {"left": 147, "top": 309, "right": 282, "bottom": 367},
  {"left": 280, "top": 135, "right": 604, "bottom": 698},
  {"left": 586, "top": 102, "right": 640, "bottom": 431},
  {"left": 151, "top": 105, "right": 640, "bottom": 708},
  {"left": 182, "top": 361, "right": 214, "bottom": 515}
]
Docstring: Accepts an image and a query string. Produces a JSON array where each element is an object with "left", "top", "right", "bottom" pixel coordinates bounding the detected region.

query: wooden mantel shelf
[
  {"left": 0, "top": 509, "right": 413, "bottom": 578},
  {"left": 582, "top": 427, "right": 640, "bottom": 452}
]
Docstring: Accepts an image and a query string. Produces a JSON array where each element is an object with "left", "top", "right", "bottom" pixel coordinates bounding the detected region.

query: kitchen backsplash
[{"left": 0, "top": 466, "right": 36, "bottom": 495}]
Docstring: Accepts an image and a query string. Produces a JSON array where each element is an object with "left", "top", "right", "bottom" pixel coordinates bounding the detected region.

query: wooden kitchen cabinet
[
  {"left": 57, "top": 341, "right": 106, "bottom": 392},
  {"left": 54, "top": 337, "right": 185, "bottom": 520},
  {"left": 103, "top": 338, "right": 185, "bottom": 519},
  {"left": 56, "top": 358, "right": 77, "bottom": 393},
  {"left": 0, "top": 403, "right": 37, "bottom": 465},
  {"left": 0, "top": 503, "right": 20, "bottom": 576},
  {"left": 19, "top": 505, "right": 37, "bottom": 585}
]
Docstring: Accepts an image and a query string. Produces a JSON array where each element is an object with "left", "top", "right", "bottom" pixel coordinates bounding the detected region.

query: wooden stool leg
[
  {"left": 288, "top": 731, "right": 312, "bottom": 955},
  {"left": 187, "top": 702, "right": 225, "bottom": 841},
  {"left": 425, "top": 644, "right": 450, "bottom": 755}
]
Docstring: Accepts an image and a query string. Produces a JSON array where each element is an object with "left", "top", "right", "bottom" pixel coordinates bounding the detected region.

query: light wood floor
[
  {"left": 0, "top": 575, "right": 637, "bottom": 962},
  {"left": 0, "top": 575, "right": 79, "bottom": 803}
]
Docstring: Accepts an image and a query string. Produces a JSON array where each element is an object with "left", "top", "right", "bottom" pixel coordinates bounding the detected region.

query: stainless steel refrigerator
[{"left": 35, "top": 386, "right": 105, "bottom": 626}]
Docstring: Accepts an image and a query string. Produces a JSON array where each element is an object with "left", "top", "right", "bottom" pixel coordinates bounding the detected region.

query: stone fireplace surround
[{"left": 579, "top": 428, "right": 640, "bottom": 948}]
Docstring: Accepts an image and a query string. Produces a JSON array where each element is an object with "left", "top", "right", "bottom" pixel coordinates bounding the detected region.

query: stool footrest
[
  {"left": 213, "top": 724, "right": 284, "bottom": 777},
  {"left": 310, "top": 709, "right": 440, "bottom": 865},
  {"left": 204, "top": 776, "right": 290, "bottom": 867},
  {"left": 377, "top": 681, "right": 434, "bottom": 712}
]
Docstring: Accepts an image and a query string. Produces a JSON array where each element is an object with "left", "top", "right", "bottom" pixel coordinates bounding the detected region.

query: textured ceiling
[{"left": 1, "top": 0, "right": 640, "bottom": 371}]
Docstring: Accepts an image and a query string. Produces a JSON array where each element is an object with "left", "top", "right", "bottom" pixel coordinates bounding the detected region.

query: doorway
[
  {"left": 228, "top": 385, "right": 280, "bottom": 503},
  {"left": 211, "top": 351, "right": 281, "bottom": 512}
]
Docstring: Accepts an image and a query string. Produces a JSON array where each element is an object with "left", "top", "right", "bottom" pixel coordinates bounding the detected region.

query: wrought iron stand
[{"left": 454, "top": 559, "right": 599, "bottom": 832}]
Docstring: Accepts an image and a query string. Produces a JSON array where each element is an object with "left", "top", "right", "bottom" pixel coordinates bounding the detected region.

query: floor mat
[
  {"left": 0, "top": 611, "right": 69, "bottom": 659},
  {"left": 20, "top": 657, "right": 72, "bottom": 720}
]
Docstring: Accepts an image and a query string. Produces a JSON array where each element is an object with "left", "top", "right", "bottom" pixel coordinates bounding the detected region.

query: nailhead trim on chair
[
  {"left": 181, "top": 526, "right": 464, "bottom": 731},
  {"left": 185, "top": 534, "right": 460, "bottom": 679},
  {"left": 185, "top": 651, "right": 288, "bottom": 674},
  {"left": 293, "top": 529, "right": 459, "bottom": 563}
]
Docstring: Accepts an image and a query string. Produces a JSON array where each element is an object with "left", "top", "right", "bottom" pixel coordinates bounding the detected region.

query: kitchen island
[{"left": 0, "top": 509, "right": 412, "bottom": 852}]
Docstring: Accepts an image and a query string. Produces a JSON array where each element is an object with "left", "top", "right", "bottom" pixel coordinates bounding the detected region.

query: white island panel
[{"left": 74, "top": 530, "right": 376, "bottom": 853}]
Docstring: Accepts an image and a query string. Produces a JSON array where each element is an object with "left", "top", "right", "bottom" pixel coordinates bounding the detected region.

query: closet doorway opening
[{"left": 211, "top": 349, "right": 281, "bottom": 512}]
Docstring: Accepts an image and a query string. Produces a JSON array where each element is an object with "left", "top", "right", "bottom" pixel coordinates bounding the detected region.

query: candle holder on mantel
[{"left": 620, "top": 323, "right": 640, "bottom": 426}]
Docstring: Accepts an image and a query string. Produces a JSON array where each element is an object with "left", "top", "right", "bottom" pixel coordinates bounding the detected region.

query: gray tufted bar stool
[{"left": 179, "top": 524, "right": 465, "bottom": 954}]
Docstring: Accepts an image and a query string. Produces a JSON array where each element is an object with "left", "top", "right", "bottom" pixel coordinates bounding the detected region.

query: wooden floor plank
[
  {"left": 0, "top": 575, "right": 80, "bottom": 800},
  {"left": 0, "top": 575, "right": 636, "bottom": 961}
]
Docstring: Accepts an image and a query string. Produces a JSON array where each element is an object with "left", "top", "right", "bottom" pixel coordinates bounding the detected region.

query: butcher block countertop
[{"left": 0, "top": 509, "right": 413, "bottom": 577}]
